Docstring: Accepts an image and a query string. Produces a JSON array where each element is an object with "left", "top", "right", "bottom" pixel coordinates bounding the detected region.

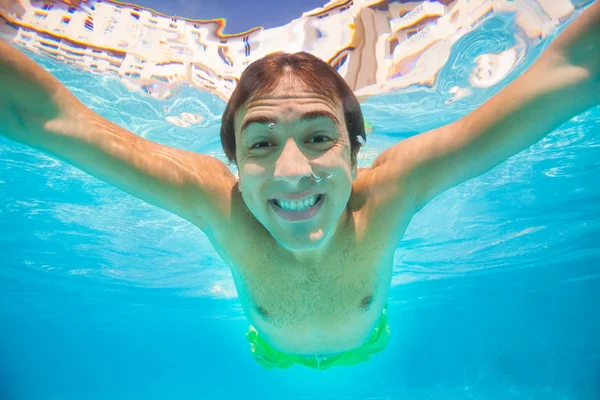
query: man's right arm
[{"left": 0, "top": 40, "right": 237, "bottom": 232}]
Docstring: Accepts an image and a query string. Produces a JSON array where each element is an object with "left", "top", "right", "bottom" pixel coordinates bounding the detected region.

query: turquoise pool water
[{"left": 1, "top": 12, "right": 599, "bottom": 400}]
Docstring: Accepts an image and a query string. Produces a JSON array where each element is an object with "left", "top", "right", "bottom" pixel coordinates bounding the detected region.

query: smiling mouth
[
  {"left": 270, "top": 194, "right": 323, "bottom": 212},
  {"left": 269, "top": 194, "right": 325, "bottom": 222}
]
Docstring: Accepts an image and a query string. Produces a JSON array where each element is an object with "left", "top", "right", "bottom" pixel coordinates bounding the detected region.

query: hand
[
  {"left": 541, "top": 2, "right": 600, "bottom": 101},
  {"left": 0, "top": 40, "right": 84, "bottom": 147}
]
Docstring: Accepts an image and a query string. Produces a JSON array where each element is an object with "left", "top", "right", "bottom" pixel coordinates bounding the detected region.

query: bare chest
[
  {"left": 244, "top": 251, "right": 385, "bottom": 319},
  {"left": 221, "top": 231, "right": 394, "bottom": 354},
  {"left": 206, "top": 180, "right": 408, "bottom": 354}
]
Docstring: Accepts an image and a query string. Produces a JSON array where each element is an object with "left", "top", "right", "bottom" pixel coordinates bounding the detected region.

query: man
[{"left": 0, "top": 2, "right": 598, "bottom": 370}]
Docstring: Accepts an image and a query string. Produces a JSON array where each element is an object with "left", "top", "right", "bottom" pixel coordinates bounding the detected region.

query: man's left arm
[{"left": 372, "top": 1, "right": 599, "bottom": 212}]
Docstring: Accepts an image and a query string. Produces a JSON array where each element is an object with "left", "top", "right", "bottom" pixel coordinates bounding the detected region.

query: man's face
[{"left": 234, "top": 79, "right": 357, "bottom": 252}]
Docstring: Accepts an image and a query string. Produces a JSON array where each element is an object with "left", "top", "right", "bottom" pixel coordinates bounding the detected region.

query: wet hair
[{"left": 220, "top": 51, "right": 366, "bottom": 165}]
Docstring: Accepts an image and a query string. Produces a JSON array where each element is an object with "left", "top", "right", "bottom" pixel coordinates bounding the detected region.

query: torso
[{"left": 204, "top": 168, "right": 413, "bottom": 355}]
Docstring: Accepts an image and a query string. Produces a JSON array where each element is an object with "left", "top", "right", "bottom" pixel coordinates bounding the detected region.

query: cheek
[
  {"left": 244, "top": 163, "right": 267, "bottom": 176},
  {"left": 316, "top": 142, "right": 348, "bottom": 164},
  {"left": 239, "top": 163, "right": 268, "bottom": 195},
  {"left": 327, "top": 146, "right": 354, "bottom": 175},
  {"left": 333, "top": 139, "right": 353, "bottom": 162}
]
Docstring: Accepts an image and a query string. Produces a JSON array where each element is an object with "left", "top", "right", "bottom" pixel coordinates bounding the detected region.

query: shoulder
[{"left": 349, "top": 166, "right": 415, "bottom": 244}]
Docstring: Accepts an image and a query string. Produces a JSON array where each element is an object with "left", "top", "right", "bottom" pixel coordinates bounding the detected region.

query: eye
[
  {"left": 308, "top": 135, "right": 332, "bottom": 144},
  {"left": 250, "top": 141, "right": 272, "bottom": 150}
]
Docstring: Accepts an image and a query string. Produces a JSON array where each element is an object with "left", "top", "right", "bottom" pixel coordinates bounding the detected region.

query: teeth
[{"left": 275, "top": 195, "right": 320, "bottom": 212}]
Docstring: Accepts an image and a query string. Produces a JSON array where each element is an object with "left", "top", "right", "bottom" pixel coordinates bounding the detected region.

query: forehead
[{"left": 234, "top": 82, "right": 344, "bottom": 133}]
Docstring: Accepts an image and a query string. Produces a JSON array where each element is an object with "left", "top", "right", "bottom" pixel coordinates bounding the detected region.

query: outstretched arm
[
  {"left": 371, "top": 1, "right": 599, "bottom": 212},
  {"left": 0, "top": 40, "right": 236, "bottom": 232}
]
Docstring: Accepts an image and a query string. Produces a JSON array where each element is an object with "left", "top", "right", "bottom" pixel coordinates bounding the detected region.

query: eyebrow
[{"left": 240, "top": 110, "right": 341, "bottom": 135}]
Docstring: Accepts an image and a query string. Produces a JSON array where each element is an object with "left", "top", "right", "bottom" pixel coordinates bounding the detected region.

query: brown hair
[{"left": 220, "top": 52, "right": 366, "bottom": 165}]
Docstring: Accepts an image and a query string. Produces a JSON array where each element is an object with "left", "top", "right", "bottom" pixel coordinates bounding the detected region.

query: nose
[{"left": 273, "top": 138, "right": 312, "bottom": 186}]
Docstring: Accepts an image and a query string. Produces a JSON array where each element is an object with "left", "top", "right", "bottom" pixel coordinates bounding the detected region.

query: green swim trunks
[{"left": 246, "top": 303, "right": 390, "bottom": 370}]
